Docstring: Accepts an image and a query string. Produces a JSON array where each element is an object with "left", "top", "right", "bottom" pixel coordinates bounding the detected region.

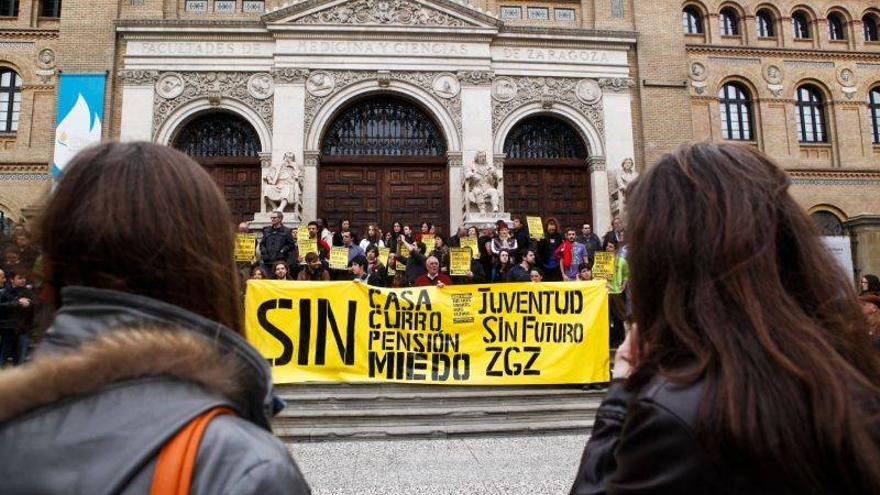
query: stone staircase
[{"left": 272, "top": 383, "right": 604, "bottom": 442}]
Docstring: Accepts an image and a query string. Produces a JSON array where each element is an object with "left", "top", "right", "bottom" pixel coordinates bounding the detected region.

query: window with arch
[
  {"left": 792, "top": 11, "right": 811, "bottom": 39},
  {"left": 0, "top": 69, "right": 22, "bottom": 133},
  {"left": 828, "top": 12, "right": 847, "bottom": 40},
  {"left": 173, "top": 111, "right": 261, "bottom": 157},
  {"left": 40, "top": 0, "right": 60, "bottom": 17},
  {"left": 503, "top": 115, "right": 588, "bottom": 159},
  {"left": 719, "top": 7, "right": 740, "bottom": 36},
  {"left": 0, "top": 0, "right": 18, "bottom": 16},
  {"left": 756, "top": 9, "right": 775, "bottom": 37},
  {"left": 865, "top": 14, "right": 879, "bottom": 41},
  {"left": 810, "top": 211, "right": 845, "bottom": 236},
  {"left": 870, "top": 87, "right": 880, "bottom": 144},
  {"left": 682, "top": 6, "right": 703, "bottom": 34},
  {"left": 719, "top": 83, "right": 753, "bottom": 141},
  {"left": 795, "top": 85, "right": 827, "bottom": 143}
]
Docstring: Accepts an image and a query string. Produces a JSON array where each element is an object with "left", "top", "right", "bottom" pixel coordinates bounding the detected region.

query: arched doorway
[
  {"left": 503, "top": 115, "right": 591, "bottom": 230},
  {"left": 172, "top": 111, "right": 262, "bottom": 223},
  {"left": 318, "top": 95, "right": 449, "bottom": 232},
  {"left": 811, "top": 210, "right": 846, "bottom": 236}
]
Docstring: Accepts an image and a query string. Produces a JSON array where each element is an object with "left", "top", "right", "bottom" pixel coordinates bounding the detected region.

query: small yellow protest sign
[
  {"left": 527, "top": 216, "right": 545, "bottom": 239},
  {"left": 459, "top": 236, "right": 479, "bottom": 259},
  {"left": 399, "top": 242, "right": 410, "bottom": 259},
  {"left": 299, "top": 239, "right": 318, "bottom": 257},
  {"left": 234, "top": 233, "right": 256, "bottom": 262},
  {"left": 296, "top": 225, "right": 310, "bottom": 242},
  {"left": 592, "top": 252, "right": 616, "bottom": 281},
  {"left": 378, "top": 247, "right": 390, "bottom": 266},
  {"left": 449, "top": 248, "right": 472, "bottom": 276},
  {"left": 421, "top": 234, "right": 437, "bottom": 250},
  {"left": 329, "top": 247, "right": 349, "bottom": 270}
]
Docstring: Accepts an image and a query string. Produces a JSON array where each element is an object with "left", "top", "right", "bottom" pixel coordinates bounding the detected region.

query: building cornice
[
  {"left": 686, "top": 44, "right": 880, "bottom": 61},
  {"left": 788, "top": 169, "right": 880, "bottom": 181},
  {"left": 0, "top": 28, "right": 59, "bottom": 39},
  {"left": 497, "top": 26, "right": 637, "bottom": 45}
]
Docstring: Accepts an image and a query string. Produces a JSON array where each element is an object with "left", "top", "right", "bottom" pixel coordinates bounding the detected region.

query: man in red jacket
[{"left": 414, "top": 256, "right": 452, "bottom": 287}]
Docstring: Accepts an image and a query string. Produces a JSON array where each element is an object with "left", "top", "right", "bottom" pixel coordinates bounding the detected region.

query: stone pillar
[
  {"left": 459, "top": 71, "right": 510, "bottom": 226},
  {"left": 447, "top": 151, "right": 464, "bottom": 229},
  {"left": 118, "top": 70, "right": 158, "bottom": 142},
  {"left": 589, "top": 156, "right": 611, "bottom": 236},
  {"left": 847, "top": 215, "right": 880, "bottom": 282},
  {"left": 599, "top": 78, "right": 637, "bottom": 227},
  {"left": 303, "top": 150, "right": 320, "bottom": 222}
]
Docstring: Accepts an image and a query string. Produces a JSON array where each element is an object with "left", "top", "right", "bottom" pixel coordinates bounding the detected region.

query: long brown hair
[
  {"left": 38, "top": 142, "right": 243, "bottom": 333},
  {"left": 626, "top": 142, "right": 880, "bottom": 492}
]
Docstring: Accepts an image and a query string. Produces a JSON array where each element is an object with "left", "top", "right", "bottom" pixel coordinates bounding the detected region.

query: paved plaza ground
[{"left": 290, "top": 433, "right": 588, "bottom": 495}]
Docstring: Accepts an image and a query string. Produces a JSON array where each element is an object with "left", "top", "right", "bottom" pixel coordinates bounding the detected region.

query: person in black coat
[
  {"left": 259, "top": 211, "right": 294, "bottom": 274},
  {"left": 0, "top": 269, "right": 35, "bottom": 366}
]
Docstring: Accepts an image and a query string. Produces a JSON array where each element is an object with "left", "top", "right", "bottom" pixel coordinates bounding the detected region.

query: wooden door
[
  {"left": 318, "top": 160, "right": 448, "bottom": 233},
  {"left": 202, "top": 159, "right": 262, "bottom": 224},
  {"left": 504, "top": 159, "right": 592, "bottom": 230}
]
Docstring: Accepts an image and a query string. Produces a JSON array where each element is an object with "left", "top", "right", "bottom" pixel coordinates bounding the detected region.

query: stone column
[
  {"left": 589, "top": 156, "right": 611, "bottom": 236},
  {"left": 303, "top": 150, "right": 320, "bottom": 222},
  {"left": 447, "top": 151, "right": 464, "bottom": 229},
  {"left": 118, "top": 70, "right": 158, "bottom": 142},
  {"left": 599, "top": 78, "right": 636, "bottom": 228}
]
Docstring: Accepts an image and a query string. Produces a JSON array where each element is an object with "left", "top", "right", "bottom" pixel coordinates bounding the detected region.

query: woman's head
[
  {"left": 420, "top": 221, "right": 431, "bottom": 233},
  {"left": 625, "top": 142, "right": 880, "bottom": 491},
  {"left": 38, "top": 141, "right": 242, "bottom": 333},
  {"left": 392, "top": 221, "right": 402, "bottom": 233},
  {"left": 498, "top": 250, "right": 510, "bottom": 265},
  {"left": 529, "top": 268, "right": 543, "bottom": 282},
  {"left": 861, "top": 274, "right": 880, "bottom": 294},
  {"left": 403, "top": 225, "right": 412, "bottom": 236},
  {"left": 250, "top": 266, "right": 267, "bottom": 280},
  {"left": 467, "top": 226, "right": 478, "bottom": 237},
  {"left": 273, "top": 261, "right": 290, "bottom": 280}
]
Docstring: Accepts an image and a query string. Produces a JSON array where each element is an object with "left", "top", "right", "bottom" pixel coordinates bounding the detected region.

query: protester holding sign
[
  {"left": 0, "top": 142, "right": 310, "bottom": 494},
  {"left": 449, "top": 247, "right": 472, "bottom": 277},
  {"left": 571, "top": 142, "right": 880, "bottom": 495}
]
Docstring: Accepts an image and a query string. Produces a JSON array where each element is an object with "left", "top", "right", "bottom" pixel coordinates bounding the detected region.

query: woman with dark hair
[
  {"left": 273, "top": 261, "right": 292, "bottom": 280},
  {"left": 250, "top": 265, "right": 268, "bottom": 280},
  {"left": 861, "top": 274, "right": 880, "bottom": 296},
  {"left": 537, "top": 217, "right": 563, "bottom": 282},
  {"left": 0, "top": 142, "right": 310, "bottom": 494},
  {"left": 490, "top": 250, "right": 515, "bottom": 283},
  {"left": 571, "top": 142, "right": 880, "bottom": 494}
]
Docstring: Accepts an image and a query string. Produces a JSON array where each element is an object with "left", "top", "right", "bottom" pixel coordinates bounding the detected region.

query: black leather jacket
[
  {"left": 260, "top": 225, "right": 294, "bottom": 263},
  {"left": 571, "top": 377, "right": 753, "bottom": 495}
]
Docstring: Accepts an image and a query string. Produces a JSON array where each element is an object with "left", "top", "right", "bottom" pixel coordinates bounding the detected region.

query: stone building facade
[{"left": 0, "top": 0, "right": 879, "bottom": 278}]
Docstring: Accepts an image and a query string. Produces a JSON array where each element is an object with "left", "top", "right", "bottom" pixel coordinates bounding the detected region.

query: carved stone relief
[
  {"left": 156, "top": 73, "right": 185, "bottom": 99},
  {"left": 598, "top": 78, "right": 635, "bottom": 92},
  {"left": 303, "top": 70, "right": 462, "bottom": 140},
  {"left": 491, "top": 76, "right": 605, "bottom": 137},
  {"left": 272, "top": 68, "right": 310, "bottom": 84},
  {"left": 118, "top": 70, "right": 160, "bottom": 86},
  {"left": 152, "top": 72, "right": 273, "bottom": 136},
  {"left": 298, "top": 0, "right": 472, "bottom": 27},
  {"left": 247, "top": 73, "right": 274, "bottom": 100},
  {"left": 35, "top": 48, "right": 56, "bottom": 84},
  {"left": 432, "top": 73, "right": 460, "bottom": 99}
]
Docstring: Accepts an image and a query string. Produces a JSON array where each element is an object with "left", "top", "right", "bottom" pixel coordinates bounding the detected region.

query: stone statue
[
  {"left": 464, "top": 151, "right": 502, "bottom": 215},
  {"left": 263, "top": 152, "right": 302, "bottom": 214},
  {"left": 616, "top": 158, "right": 637, "bottom": 197}
]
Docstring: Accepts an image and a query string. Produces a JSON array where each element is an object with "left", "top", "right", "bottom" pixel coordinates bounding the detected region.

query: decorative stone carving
[
  {"left": 432, "top": 73, "right": 460, "bottom": 99},
  {"left": 575, "top": 79, "right": 602, "bottom": 104},
  {"left": 298, "top": 0, "right": 471, "bottom": 27},
  {"left": 457, "top": 70, "right": 494, "bottom": 86},
  {"left": 378, "top": 70, "right": 391, "bottom": 87},
  {"left": 272, "top": 68, "right": 310, "bottom": 83},
  {"left": 463, "top": 151, "right": 502, "bottom": 215},
  {"left": 118, "top": 69, "right": 160, "bottom": 86},
  {"left": 492, "top": 77, "right": 518, "bottom": 102},
  {"left": 306, "top": 71, "right": 336, "bottom": 97},
  {"left": 156, "top": 73, "right": 185, "bottom": 99},
  {"left": 612, "top": 157, "right": 637, "bottom": 213},
  {"left": 303, "top": 70, "right": 462, "bottom": 140},
  {"left": 838, "top": 67, "right": 857, "bottom": 99},
  {"left": 152, "top": 72, "right": 273, "bottom": 135},
  {"left": 689, "top": 62, "right": 707, "bottom": 95},
  {"left": 263, "top": 151, "right": 303, "bottom": 219},
  {"left": 491, "top": 76, "right": 605, "bottom": 137},
  {"left": 761, "top": 63, "right": 784, "bottom": 97},
  {"left": 247, "top": 73, "right": 274, "bottom": 99},
  {"left": 598, "top": 78, "right": 635, "bottom": 92},
  {"left": 35, "top": 48, "right": 56, "bottom": 84}
]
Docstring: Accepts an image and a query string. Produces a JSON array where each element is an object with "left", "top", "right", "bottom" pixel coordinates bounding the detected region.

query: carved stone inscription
[{"left": 297, "top": 0, "right": 472, "bottom": 27}]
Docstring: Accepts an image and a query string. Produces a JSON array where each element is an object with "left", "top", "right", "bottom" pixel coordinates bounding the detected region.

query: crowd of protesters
[{"left": 0, "top": 226, "right": 40, "bottom": 367}]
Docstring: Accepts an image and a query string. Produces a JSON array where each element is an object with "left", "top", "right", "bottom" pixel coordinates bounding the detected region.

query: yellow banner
[
  {"left": 527, "top": 216, "right": 545, "bottom": 239},
  {"left": 459, "top": 236, "right": 479, "bottom": 259},
  {"left": 449, "top": 248, "right": 471, "bottom": 276},
  {"left": 245, "top": 281, "right": 610, "bottom": 385},
  {"left": 235, "top": 233, "right": 256, "bottom": 262},
  {"left": 592, "top": 252, "right": 615, "bottom": 281},
  {"left": 296, "top": 225, "right": 310, "bottom": 242},
  {"left": 329, "top": 247, "right": 349, "bottom": 270},
  {"left": 300, "top": 239, "right": 318, "bottom": 257},
  {"left": 378, "top": 247, "right": 390, "bottom": 266}
]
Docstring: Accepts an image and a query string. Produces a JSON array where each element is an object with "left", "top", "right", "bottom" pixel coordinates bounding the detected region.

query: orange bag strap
[{"left": 150, "top": 407, "right": 235, "bottom": 495}]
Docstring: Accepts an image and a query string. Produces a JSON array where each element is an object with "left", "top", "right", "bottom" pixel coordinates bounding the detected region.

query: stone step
[{"left": 276, "top": 417, "right": 595, "bottom": 442}]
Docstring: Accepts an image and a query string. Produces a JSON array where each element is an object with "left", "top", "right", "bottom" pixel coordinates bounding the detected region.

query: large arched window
[
  {"left": 811, "top": 211, "right": 845, "bottom": 236},
  {"left": 828, "top": 12, "right": 847, "bottom": 40},
  {"left": 0, "top": 69, "right": 22, "bottom": 133},
  {"left": 682, "top": 6, "right": 704, "bottom": 34},
  {"left": 865, "top": 14, "right": 880, "bottom": 41},
  {"left": 0, "top": 0, "right": 19, "bottom": 16},
  {"left": 796, "top": 85, "right": 827, "bottom": 143},
  {"left": 792, "top": 11, "right": 812, "bottom": 39},
  {"left": 173, "top": 111, "right": 261, "bottom": 157},
  {"left": 321, "top": 96, "right": 446, "bottom": 156},
  {"left": 503, "top": 115, "right": 588, "bottom": 159},
  {"left": 756, "top": 9, "right": 775, "bottom": 37},
  {"left": 870, "top": 87, "right": 880, "bottom": 145},
  {"left": 719, "top": 83, "right": 753, "bottom": 141},
  {"left": 719, "top": 7, "right": 740, "bottom": 36}
]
